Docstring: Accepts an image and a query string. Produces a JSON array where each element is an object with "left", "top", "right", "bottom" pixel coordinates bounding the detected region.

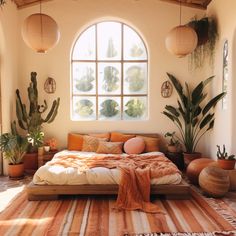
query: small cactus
[{"left": 216, "top": 145, "right": 235, "bottom": 160}]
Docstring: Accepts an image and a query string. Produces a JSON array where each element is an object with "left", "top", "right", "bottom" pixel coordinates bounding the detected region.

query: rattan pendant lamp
[
  {"left": 165, "top": 0, "right": 197, "bottom": 57},
  {"left": 22, "top": 0, "right": 60, "bottom": 53}
]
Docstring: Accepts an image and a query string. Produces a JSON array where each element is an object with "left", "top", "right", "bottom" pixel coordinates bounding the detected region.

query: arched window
[
  {"left": 71, "top": 21, "right": 148, "bottom": 120},
  {"left": 222, "top": 40, "right": 228, "bottom": 110}
]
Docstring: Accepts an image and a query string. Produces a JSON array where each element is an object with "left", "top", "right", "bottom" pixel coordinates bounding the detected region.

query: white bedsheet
[{"left": 33, "top": 150, "right": 182, "bottom": 185}]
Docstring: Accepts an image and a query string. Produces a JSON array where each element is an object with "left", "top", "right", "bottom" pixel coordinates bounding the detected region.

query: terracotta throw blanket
[{"left": 49, "top": 154, "right": 180, "bottom": 213}]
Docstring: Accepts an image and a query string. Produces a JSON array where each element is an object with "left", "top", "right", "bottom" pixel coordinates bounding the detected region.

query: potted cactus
[
  {"left": 16, "top": 72, "right": 60, "bottom": 173},
  {"left": 217, "top": 145, "right": 236, "bottom": 170}
]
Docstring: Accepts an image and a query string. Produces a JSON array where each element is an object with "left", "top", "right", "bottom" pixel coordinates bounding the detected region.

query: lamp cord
[{"left": 179, "top": 0, "right": 182, "bottom": 26}]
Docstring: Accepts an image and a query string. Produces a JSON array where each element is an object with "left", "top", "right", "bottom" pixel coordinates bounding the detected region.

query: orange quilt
[{"left": 49, "top": 154, "right": 180, "bottom": 213}]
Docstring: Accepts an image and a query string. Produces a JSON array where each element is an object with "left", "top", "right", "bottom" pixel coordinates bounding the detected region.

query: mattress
[{"left": 33, "top": 150, "right": 182, "bottom": 185}]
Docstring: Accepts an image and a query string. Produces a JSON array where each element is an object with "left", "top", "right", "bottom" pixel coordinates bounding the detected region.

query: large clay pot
[
  {"left": 199, "top": 166, "right": 230, "bottom": 197},
  {"left": 183, "top": 152, "right": 202, "bottom": 166},
  {"left": 8, "top": 163, "right": 24, "bottom": 179},
  {"left": 23, "top": 152, "right": 38, "bottom": 175},
  {"left": 186, "top": 158, "right": 215, "bottom": 185},
  {"left": 217, "top": 159, "right": 236, "bottom": 170}
]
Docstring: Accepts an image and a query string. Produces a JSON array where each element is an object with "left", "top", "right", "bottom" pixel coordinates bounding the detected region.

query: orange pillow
[
  {"left": 82, "top": 135, "right": 108, "bottom": 152},
  {"left": 137, "top": 136, "right": 160, "bottom": 153},
  {"left": 96, "top": 141, "right": 123, "bottom": 154},
  {"left": 89, "top": 133, "right": 110, "bottom": 140},
  {"left": 67, "top": 133, "right": 83, "bottom": 151},
  {"left": 110, "top": 132, "right": 135, "bottom": 142},
  {"left": 124, "top": 137, "right": 145, "bottom": 154}
]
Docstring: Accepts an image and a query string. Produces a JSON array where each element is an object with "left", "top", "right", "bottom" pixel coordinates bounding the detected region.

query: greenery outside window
[
  {"left": 222, "top": 40, "right": 228, "bottom": 110},
  {"left": 71, "top": 21, "right": 148, "bottom": 120}
]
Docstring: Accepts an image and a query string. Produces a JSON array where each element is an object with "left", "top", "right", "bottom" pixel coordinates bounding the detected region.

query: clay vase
[
  {"left": 217, "top": 159, "right": 236, "bottom": 170},
  {"left": 23, "top": 152, "right": 38, "bottom": 175},
  {"left": 186, "top": 158, "right": 215, "bottom": 185},
  {"left": 183, "top": 152, "right": 202, "bottom": 166},
  {"left": 8, "top": 163, "right": 24, "bottom": 179},
  {"left": 199, "top": 166, "right": 230, "bottom": 197},
  {"left": 167, "top": 145, "right": 178, "bottom": 153}
]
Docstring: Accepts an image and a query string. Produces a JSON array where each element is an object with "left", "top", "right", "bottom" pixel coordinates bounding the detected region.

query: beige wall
[
  {"left": 18, "top": 0, "right": 207, "bottom": 151},
  {"left": 207, "top": 0, "right": 236, "bottom": 158},
  {"left": 0, "top": 1, "right": 19, "bottom": 174}
]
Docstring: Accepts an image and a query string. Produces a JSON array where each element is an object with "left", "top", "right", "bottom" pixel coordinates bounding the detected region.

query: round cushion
[
  {"left": 124, "top": 137, "right": 145, "bottom": 154},
  {"left": 186, "top": 158, "right": 215, "bottom": 185},
  {"left": 199, "top": 166, "right": 230, "bottom": 198}
]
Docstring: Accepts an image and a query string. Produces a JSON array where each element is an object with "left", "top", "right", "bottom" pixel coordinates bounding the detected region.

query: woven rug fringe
[
  {"left": 192, "top": 187, "right": 236, "bottom": 228},
  {"left": 127, "top": 231, "right": 236, "bottom": 236}
]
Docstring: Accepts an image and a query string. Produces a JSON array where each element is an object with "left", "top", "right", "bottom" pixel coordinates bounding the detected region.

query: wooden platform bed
[
  {"left": 27, "top": 132, "right": 190, "bottom": 201},
  {"left": 27, "top": 181, "right": 190, "bottom": 200}
]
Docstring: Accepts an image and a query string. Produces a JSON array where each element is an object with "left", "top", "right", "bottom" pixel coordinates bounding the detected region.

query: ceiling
[{"left": 13, "top": 0, "right": 212, "bottom": 9}]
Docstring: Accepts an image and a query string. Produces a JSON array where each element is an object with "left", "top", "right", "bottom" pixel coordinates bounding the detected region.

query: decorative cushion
[
  {"left": 110, "top": 132, "right": 135, "bottom": 142},
  {"left": 96, "top": 141, "right": 123, "bottom": 154},
  {"left": 124, "top": 137, "right": 145, "bottom": 154},
  {"left": 199, "top": 166, "right": 230, "bottom": 197},
  {"left": 137, "top": 136, "right": 160, "bottom": 153},
  {"left": 89, "top": 133, "right": 110, "bottom": 140},
  {"left": 82, "top": 135, "right": 108, "bottom": 152},
  {"left": 67, "top": 133, "right": 84, "bottom": 151},
  {"left": 186, "top": 158, "right": 215, "bottom": 185}
]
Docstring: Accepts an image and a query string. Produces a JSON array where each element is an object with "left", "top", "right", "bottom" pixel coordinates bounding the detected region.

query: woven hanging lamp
[
  {"left": 22, "top": 1, "right": 60, "bottom": 53},
  {"left": 165, "top": 1, "right": 197, "bottom": 57}
]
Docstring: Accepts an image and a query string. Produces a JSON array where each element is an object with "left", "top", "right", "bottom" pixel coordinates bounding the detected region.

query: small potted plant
[
  {"left": 164, "top": 132, "right": 181, "bottom": 153},
  {"left": 0, "top": 122, "right": 28, "bottom": 179},
  {"left": 217, "top": 145, "right": 236, "bottom": 170}
]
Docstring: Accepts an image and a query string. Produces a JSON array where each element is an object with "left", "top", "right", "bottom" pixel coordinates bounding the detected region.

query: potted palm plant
[
  {"left": 0, "top": 122, "right": 28, "bottom": 179},
  {"left": 163, "top": 73, "right": 225, "bottom": 165},
  {"left": 217, "top": 145, "right": 235, "bottom": 170}
]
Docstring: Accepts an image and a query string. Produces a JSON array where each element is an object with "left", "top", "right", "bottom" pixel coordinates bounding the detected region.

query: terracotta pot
[
  {"left": 23, "top": 152, "right": 38, "bottom": 174},
  {"left": 183, "top": 152, "right": 202, "bottom": 166},
  {"left": 167, "top": 145, "right": 178, "bottom": 153},
  {"left": 217, "top": 159, "right": 236, "bottom": 170},
  {"left": 8, "top": 163, "right": 24, "bottom": 179},
  {"left": 199, "top": 166, "right": 229, "bottom": 197},
  {"left": 186, "top": 158, "right": 215, "bottom": 185}
]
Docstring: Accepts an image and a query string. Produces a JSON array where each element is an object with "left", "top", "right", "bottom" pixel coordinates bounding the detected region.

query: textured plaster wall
[
  {"left": 0, "top": 1, "right": 19, "bottom": 174},
  {"left": 17, "top": 0, "right": 208, "bottom": 151},
  {"left": 207, "top": 0, "right": 236, "bottom": 159}
]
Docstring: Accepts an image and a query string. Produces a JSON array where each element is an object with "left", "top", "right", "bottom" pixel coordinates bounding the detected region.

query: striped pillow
[
  {"left": 82, "top": 135, "right": 108, "bottom": 152},
  {"left": 96, "top": 141, "right": 124, "bottom": 154}
]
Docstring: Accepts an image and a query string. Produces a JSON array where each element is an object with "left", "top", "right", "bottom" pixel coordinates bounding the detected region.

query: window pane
[
  {"left": 98, "top": 63, "right": 121, "bottom": 94},
  {"left": 72, "top": 63, "right": 96, "bottom": 94},
  {"left": 123, "top": 63, "right": 147, "bottom": 94},
  {"left": 123, "top": 97, "right": 147, "bottom": 120},
  {"left": 124, "top": 25, "right": 147, "bottom": 60},
  {"left": 72, "top": 26, "right": 96, "bottom": 60},
  {"left": 72, "top": 97, "right": 96, "bottom": 120},
  {"left": 98, "top": 97, "right": 121, "bottom": 120},
  {"left": 97, "top": 22, "right": 121, "bottom": 60}
]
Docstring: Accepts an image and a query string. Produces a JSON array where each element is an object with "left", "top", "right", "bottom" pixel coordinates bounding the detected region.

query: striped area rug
[{"left": 0, "top": 188, "right": 236, "bottom": 236}]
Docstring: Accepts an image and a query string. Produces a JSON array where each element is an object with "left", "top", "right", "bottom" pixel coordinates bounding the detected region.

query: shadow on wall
[{"left": 232, "top": 28, "right": 236, "bottom": 154}]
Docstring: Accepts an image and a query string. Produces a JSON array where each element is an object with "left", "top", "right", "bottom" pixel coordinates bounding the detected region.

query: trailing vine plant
[{"left": 188, "top": 17, "right": 219, "bottom": 70}]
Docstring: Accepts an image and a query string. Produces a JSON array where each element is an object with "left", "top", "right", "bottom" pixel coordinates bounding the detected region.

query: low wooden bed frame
[
  {"left": 26, "top": 133, "right": 190, "bottom": 201},
  {"left": 27, "top": 181, "right": 190, "bottom": 200}
]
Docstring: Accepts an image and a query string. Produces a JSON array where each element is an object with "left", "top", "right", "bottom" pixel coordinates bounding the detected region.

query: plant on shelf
[
  {"left": 217, "top": 145, "right": 236, "bottom": 170},
  {"left": 16, "top": 72, "right": 60, "bottom": 153},
  {"left": 0, "top": 121, "right": 28, "bottom": 179},
  {"left": 164, "top": 131, "right": 181, "bottom": 153},
  {"left": 162, "top": 73, "right": 225, "bottom": 164},
  {"left": 188, "top": 17, "right": 218, "bottom": 70}
]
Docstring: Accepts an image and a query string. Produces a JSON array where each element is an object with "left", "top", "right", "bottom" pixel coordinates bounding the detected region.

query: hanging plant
[{"left": 188, "top": 17, "right": 218, "bottom": 70}]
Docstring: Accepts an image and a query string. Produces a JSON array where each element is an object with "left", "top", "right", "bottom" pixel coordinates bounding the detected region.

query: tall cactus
[{"left": 16, "top": 72, "right": 60, "bottom": 133}]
